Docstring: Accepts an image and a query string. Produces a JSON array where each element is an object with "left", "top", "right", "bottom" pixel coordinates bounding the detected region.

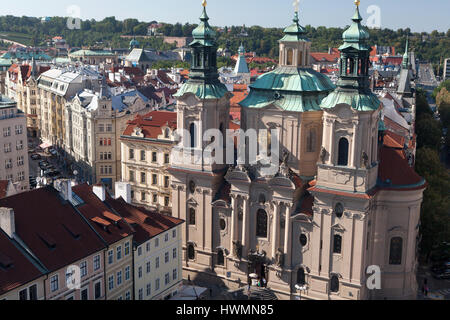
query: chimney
[
  {"left": 93, "top": 184, "right": 106, "bottom": 202},
  {"left": 0, "top": 208, "right": 15, "bottom": 238},
  {"left": 54, "top": 179, "right": 73, "bottom": 203},
  {"left": 115, "top": 182, "right": 131, "bottom": 204}
]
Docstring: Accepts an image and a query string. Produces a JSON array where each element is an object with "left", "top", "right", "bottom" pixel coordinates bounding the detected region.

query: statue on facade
[
  {"left": 319, "top": 147, "right": 327, "bottom": 164},
  {"left": 233, "top": 240, "right": 243, "bottom": 259},
  {"left": 361, "top": 151, "right": 369, "bottom": 168},
  {"left": 275, "top": 248, "right": 284, "bottom": 267}
]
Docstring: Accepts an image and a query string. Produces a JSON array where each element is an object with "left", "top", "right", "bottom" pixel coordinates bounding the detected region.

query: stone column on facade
[
  {"left": 230, "top": 194, "right": 238, "bottom": 256},
  {"left": 351, "top": 121, "right": 358, "bottom": 168},
  {"left": 241, "top": 196, "right": 250, "bottom": 259},
  {"left": 329, "top": 119, "right": 336, "bottom": 165},
  {"left": 284, "top": 204, "right": 292, "bottom": 268},
  {"left": 272, "top": 201, "right": 281, "bottom": 259}
]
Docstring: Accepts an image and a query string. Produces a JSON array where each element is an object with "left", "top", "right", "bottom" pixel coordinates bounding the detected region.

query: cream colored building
[
  {"left": 0, "top": 95, "right": 29, "bottom": 191},
  {"left": 65, "top": 84, "right": 154, "bottom": 189},
  {"left": 37, "top": 67, "right": 102, "bottom": 147},
  {"left": 120, "top": 111, "right": 177, "bottom": 212},
  {"left": 169, "top": 4, "right": 425, "bottom": 300}
]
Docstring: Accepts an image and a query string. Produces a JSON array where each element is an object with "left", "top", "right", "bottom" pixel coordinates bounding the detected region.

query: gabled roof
[
  {"left": 122, "top": 110, "right": 177, "bottom": 141},
  {"left": 0, "top": 230, "right": 44, "bottom": 296},
  {"left": 72, "top": 184, "right": 134, "bottom": 245},
  {"left": 104, "top": 197, "right": 184, "bottom": 245},
  {"left": 0, "top": 187, "right": 106, "bottom": 273}
]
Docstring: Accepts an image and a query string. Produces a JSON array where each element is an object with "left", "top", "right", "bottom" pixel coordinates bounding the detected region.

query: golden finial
[
  {"left": 355, "top": 0, "right": 360, "bottom": 7},
  {"left": 202, "top": 0, "right": 207, "bottom": 7}
]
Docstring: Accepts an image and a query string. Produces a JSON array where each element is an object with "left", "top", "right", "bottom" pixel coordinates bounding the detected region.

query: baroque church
[{"left": 169, "top": 1, "right": 426, "bottom": 300}]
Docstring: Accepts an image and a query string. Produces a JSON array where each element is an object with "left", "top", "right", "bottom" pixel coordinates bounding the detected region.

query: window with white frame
[
  {"left": 18, "top": 171, "right": 25, "bottom": 181},
  {"left": 125, "top": 266, "right": 130, "bottom": 281},
  {"left": 146, "top": 261, "right": 151, "bottom": 274},
  {"left": 138, "top": 246, "right": 142, "bottom": 256},
  {"left": 138, "top": 288, "right": 143, "bottom": 300},
  {"left": 16, "top": 140, "right": 23, "bottom": 150},
  {"left": 117, "top": 271, "right": 122, "bottom": 286},
  {"left": 165, "top": 233, "right": 169, "bottom": 242},
  {"left": 173, "top": 268, "right": 177, "bottom": 281},
  {"left": 117, "top": 246, "right": 122, "bottom": 261},
  {"left": 138, "top": 266, "right": 142, "bottom": 278},
  {"left": 165, "top": 252, "right": 169, "bottom": 264},
  {"left": 108, "top": 250, "right": 114, "bottom": 264},
  {"left": 124, "top": 242, "right": 130, "bottom": 256},
  {"left": 50, "top": 275, "right": 59, "bottom": 292},
  {"left": 155, "top": 257, "right": 160, "bottom": 269},
  {"left": 94, "top": 255, "right": 100, "bottom": 271},
  {"left": 155, "top": 238, "right": 159, "bottom": 248},
  {"left": 172, "top": 229, "right": 176, "bottom": 238},
  {"left": 173, "top": 248, "right": 177, "bottom": 259},
  {"left": 125, "top": 291, "right": 131, "bottom": 300},
  {"left": 80, "top": 261, "right": 87, "bottom": 277},
  {"left": 155, "top": 278, "right": 160, "bottom": 291},
  {"left": 4, "top": 143, "right": 11, "bottom": 153},
  {"left": 108, "top": 275, "right": 114, "bottom": 291},
  {"left": 146, "top": 283, "right": 151, "bottom": 296},
  {"left": 146, "top": 242, "right": 150, "bottom": 252},
  {"left": 165, "top": 273, "right": 170, "bottom": 285}
]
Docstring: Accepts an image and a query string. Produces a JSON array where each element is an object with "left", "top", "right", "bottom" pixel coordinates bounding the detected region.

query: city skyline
[{"left": 0, "top": 0, "right": 448, "bottom": 33}]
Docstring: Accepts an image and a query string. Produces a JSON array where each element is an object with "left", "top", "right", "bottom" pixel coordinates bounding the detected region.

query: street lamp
[{"left": 295, "top": 284, "right": 308, "bottom": 300}]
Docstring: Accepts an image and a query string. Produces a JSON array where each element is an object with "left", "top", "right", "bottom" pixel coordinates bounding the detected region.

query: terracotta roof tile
[
  {"left": 122, "top": 110, "right": 177, "bottom": 140},
  {"left": 0, "top": 187, "right": 106, "bottom": 273}
]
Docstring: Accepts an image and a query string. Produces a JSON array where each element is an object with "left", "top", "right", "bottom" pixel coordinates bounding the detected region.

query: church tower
[
  {"left": 169, "top": 0, "right": 232, "bottom": 278},
  {"left": 308, "top": 0, "right": 383, "bottom": 300}
]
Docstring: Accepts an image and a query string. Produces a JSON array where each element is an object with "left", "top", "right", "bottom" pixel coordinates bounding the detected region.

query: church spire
[
  {"left": 335, "top": 0, "right": 371, "bottom": 91},
  {"left": 402, "top": 36, "right": 410, "bottom": 69}
]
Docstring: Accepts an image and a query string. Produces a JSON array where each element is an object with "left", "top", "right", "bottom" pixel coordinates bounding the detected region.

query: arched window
[
  {"left": 297, "top": 268, "right": 306, "bottom": 285},
  {"left": 189, "top": 123, "right": 196, "bottom": 148},
  {"left": 189, "top": 208, "right": 196, "bottom": 225},
  {"left": 217, "top": 249, "right": 224, "bottom": 266},
  {"left": 164, "top": 128, "right": 170, "bottom": 139},
  {"left": 333, "top": 234, "right": 342, "bottom": 254},
  {"left": 300, "top": 234, "right": 308, "bottom": 247},
  {"left": 286, "top": 48, "right": 294, "bottom": 66},
  {"left": 256, "top": 209, "right": 268, "bottom": 238},
  {"left": 330, "top": 275, "right": 340, "bottom": 293},
  {"left": 306, "top": 129, "right": 316, "bottom": 153},
  {"left": 338, "top": 138, "right": 349, "bottom": 166},
  {"left": 187, "top": 244, "right": 195, "bottom": 260},
  {"left": 389, "top": 237, "right": 403, "bottom": 265}
]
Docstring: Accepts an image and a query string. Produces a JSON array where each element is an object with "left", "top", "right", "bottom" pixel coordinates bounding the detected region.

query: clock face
[{"left": 189, "top": 180, "right": 196, "bottom": 194}]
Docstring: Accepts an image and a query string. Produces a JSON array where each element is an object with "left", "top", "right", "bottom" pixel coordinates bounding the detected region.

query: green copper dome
[
  {"left": 280, "top": 11, "right": 309, "bottom": 42},
  {"left": 174, "top": 3, "right": 228, "bottom": 100},
  {"left": 190, "top": 7, "right": 216, "bottom": 46},
  {"left": 321, "top": 2, "right": 381, "bottom": 112},
  {"left": 340, "top": 6, "right": 371, "bottom": 51},
  {"left": 240, "top": 67, "right": 336, "bottom": 112}
]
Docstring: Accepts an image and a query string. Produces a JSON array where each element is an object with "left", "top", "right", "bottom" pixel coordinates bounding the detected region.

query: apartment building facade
[
  {"left": 120, "top": 111, "right": 177, "bottom": 213},
  {"left": 0, "top": 95, "right": 29, "bottom": 191},
  {"left": 65, "top": 85, "right": 152, "bottom": 189},
  {"left": 106, "top": 183, "right": 184, "bottom": 300},
  {"left": 37, "top": 67, "right": 102, "bottom": 147}
]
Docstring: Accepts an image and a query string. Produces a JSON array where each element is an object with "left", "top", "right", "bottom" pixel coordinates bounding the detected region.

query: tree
[
  {"left": 416, "top": 114, "right": 442, "bottom": 150},
  {"left": 415, "top": 148, "right": 450, "bottom": 261}
]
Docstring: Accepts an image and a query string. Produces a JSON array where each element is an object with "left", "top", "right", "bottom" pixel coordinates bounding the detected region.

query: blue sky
[{"left": 1, "top": 0, "right": 449, "bottom": 32}]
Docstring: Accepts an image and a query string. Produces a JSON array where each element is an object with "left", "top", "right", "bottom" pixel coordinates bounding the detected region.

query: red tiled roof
[
  {"left": 105, "top": 197, "right": 184, "bottom": 245},
  {"left": 72, "top": 184, "right": 134, "bottom": 244},
  {"left": 122, "top": 110, "right": 177, "bottom": 140},
  {"left": 378, "top": 146, "right": 424, "bottom": 189},
  {"left": 310, "top": 52, "right": 340, "bottom": 63},
  {"left": 384, "top": 130, "right": 405, "bottom": 149},
  {"left": 0, "top": 187, "right": 106, "bottom": 273},
  {"left": 384, "top": 116, "right": 409, "bottom": 135},
  {"left": 0, "top": 231, "right": 44, "bottom": 296}
]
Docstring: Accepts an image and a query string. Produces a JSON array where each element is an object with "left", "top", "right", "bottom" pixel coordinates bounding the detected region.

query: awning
[{"left": 40, "top": 142, "right": 52, "bottom": 149}]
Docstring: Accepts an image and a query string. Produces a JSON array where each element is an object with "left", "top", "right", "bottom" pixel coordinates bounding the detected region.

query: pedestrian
[{"left": 262, "top": 278, "right": 267, "bottom": 288}]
